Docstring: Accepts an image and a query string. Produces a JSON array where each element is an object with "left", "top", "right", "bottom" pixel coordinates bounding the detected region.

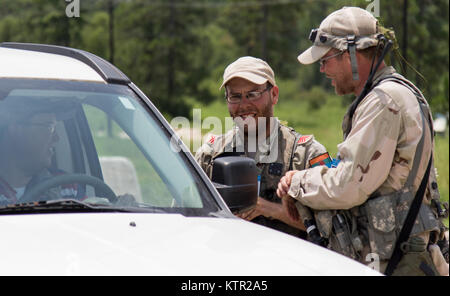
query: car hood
[{"left": 0, "top": 213, "right": 381, "bottom": 275}]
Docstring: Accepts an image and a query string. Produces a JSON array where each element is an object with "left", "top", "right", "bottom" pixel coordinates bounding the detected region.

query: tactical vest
[
  {"left": 313, "top": 74, "right": 446, "bottom": 268},
  {"left": 253, "top": 125, "right": 307, "bottom": 238},
  {"left": 207, "top": 125, "right": 308, "bottom": 238}
]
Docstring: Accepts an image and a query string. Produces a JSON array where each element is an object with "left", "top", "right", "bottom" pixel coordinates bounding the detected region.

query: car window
[
  {"left": 84, "top": 104, "right": 182, "bottom": 207},
  {"left": 0, "top": 79, "right": 219, "bottom": 216}
]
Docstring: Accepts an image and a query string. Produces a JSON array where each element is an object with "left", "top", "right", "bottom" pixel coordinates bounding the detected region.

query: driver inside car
[{"left": 0, "top": 99, "right": 85, "bottom": 205}]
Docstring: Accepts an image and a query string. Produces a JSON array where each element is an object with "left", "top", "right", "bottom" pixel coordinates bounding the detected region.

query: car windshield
[{"left": 0, "top": 78, "right": 220, "bottom": 216}]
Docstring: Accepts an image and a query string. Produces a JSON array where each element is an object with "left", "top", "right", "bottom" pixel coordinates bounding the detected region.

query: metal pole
[
  {"left": 107, "top": 0, "right": 115, "bottom": 138},
  {"left": 401, "top": 0, "right": 408, "bottom": 76}
]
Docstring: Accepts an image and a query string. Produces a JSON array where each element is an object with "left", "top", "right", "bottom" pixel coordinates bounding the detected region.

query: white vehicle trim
[{"left": 0, "top": 47, "right": 105, "bottom": 82}]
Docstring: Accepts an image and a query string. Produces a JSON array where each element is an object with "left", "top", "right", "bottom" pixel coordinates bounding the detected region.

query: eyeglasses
[
  {"left": 319, "top": 51, "right": 345, "bottom": 67},
  {"left": 226, "top": 84, "right": 273, "bottom": 104}
]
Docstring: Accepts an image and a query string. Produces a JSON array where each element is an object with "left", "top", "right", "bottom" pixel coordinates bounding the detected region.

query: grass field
[{"left": 187, "top": 94, "right": 449, "bottom": 226}]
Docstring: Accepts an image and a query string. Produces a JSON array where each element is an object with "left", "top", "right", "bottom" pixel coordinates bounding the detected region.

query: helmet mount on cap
[
  {"left": 299, "top": 7, "right": 397, "bottom": 136},
  {"left": 299, "top": 7, "right": 383, "bottom": 80},
  {"left": 307, "top": 27, "right": 382, "bottom": 81}
]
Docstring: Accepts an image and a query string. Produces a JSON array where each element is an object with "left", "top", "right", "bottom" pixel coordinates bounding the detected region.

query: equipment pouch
[
  {"left": 314, "top": 210, "right": 334, "bottom": 239},
  {"left": 365, "top": 193, "right": 397, "bottom": 260},
  {"left": 328, "top": 212, "right": 360, "bottom": 259},
  {"left": 395, "top": 190, "right": 440, "bottom": 237},
  {"left": 392, "top": 249, "right": 439, "bottom": 276}
]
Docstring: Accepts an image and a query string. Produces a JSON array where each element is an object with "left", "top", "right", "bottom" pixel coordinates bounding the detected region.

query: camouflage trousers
[{"left": 380, "top": 250, "right": 439, "bottom": 276}]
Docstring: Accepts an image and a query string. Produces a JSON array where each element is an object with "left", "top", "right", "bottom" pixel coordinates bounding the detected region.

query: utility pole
[
  {"left": 167, "top": 0, "right": 175, "bottom": 105},
  {"left": 415, "top": 0, "right": 425, "bottom": 89},
  {"left": 401, "top": 0, "right": 408, "bottom": 76},
  {"left": 261, "top": 3, "right": 269, "bottom": 61},
  {"left": 107, "top": 0, "right": 115, "bottom": 138}
]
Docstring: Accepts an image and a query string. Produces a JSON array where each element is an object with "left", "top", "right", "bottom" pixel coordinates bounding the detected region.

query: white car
[{"left": 0, "top": 43, "right": 380, "bottom": 276}]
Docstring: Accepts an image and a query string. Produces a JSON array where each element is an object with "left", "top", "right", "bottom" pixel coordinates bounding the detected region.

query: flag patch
[
  {"left": 309, "top": 152, "right": 332, "bottom": 168},
  {"left": 297, "top": 135, "right": 312, "bottom": 144},
  {"left": 208, "top": 135, "right": 216, "bottom": 144}
]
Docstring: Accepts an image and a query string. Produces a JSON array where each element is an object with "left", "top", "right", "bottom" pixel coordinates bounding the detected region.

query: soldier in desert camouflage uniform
[
  {"left": 277, "top": 7, "right": 449, "bottom": 275},
  {"left": 196, "top": 56, "right": 328, "bottom": 239}
]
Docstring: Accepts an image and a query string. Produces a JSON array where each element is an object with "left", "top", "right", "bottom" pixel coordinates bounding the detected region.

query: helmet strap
[{"left": 347, "top": 35, "right": 359, "bottom": 81}]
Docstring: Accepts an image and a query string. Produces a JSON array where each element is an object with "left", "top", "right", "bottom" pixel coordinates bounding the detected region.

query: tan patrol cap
[
  {"left": 298, "top": 6, "right": 379, "bottom": 64},
  {"left": 220, "top": 56, "right": 276, "bottom": 89}
]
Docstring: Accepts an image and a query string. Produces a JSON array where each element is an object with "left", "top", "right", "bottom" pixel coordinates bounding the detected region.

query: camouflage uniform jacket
[
  {"left": 195, "top": 119, "right": 327, "bottom": 237},
  {"left": 287, "top": 66, "right": 442, "bottom": 264}
]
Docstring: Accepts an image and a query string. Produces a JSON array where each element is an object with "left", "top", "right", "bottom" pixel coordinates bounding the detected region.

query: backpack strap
[{"left": 379, "top": 76, "right": 435, "bottom": 276}]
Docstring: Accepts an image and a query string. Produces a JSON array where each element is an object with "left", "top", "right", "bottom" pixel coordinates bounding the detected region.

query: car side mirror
[{"left": 211, "top": 156, "right": 258, "bottom": 213}]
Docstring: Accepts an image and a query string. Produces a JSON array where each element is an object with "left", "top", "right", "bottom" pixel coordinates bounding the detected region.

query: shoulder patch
[
  {"left": 297, "top": 135, "right": 313, "bottom": 145},
  {"left": 208, "top": 134, "right": 216, "bottom": 145},
  {"left": 309, "top": 152, "right": 332, "bottom": 168}
]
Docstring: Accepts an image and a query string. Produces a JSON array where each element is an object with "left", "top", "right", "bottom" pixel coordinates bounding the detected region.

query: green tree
[{"left": 111, "top": 0, "right": 219, "bottom": 117}]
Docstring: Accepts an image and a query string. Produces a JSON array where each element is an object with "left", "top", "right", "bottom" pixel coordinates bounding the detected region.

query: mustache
[{"left": 231, "top": 109, "right": 257, "bottom": 116}]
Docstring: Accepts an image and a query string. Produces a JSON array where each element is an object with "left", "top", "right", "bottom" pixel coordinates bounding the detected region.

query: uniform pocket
[
  {"left": 365, "top": 193, "right": 397, "bottom": 260},
  {"left": 395, "top": 190, "right": 440, "bottom": 237},
  {"left": 391, "top": 250, "right": 439, "bottom": 276},
  {"left": 314, "top": 210, "right": 334, "bottom": 239}
]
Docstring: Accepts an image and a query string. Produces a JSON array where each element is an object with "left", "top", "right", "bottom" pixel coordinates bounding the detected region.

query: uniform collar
[
  {"left": 232, "top": 118, "right": 280, "bottom": 163},
  {"left": 371, "top": 66, "right": 397, "bottom": 86}
]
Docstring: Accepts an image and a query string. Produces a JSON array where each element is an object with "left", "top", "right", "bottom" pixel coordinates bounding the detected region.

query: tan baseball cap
[
  {"left": 220, "top": 56, "right": 276, "bottom": 89},
  {"left": 298, "top": 6, "right": 379, "bottom": 64}
]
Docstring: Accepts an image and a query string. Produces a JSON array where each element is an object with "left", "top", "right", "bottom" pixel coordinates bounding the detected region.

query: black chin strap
[{"left": 344, "top": 38, "right": 393, "bottom": 138}]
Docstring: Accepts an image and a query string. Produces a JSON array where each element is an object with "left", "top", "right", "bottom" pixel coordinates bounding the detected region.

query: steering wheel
[{"left": 20, "top": 174, "right": 118, "bottom": 203}]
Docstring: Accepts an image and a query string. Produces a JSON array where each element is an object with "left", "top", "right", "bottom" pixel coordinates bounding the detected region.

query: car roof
[{"left": 0, "top": 43, "right": 130, "bottom": 85}]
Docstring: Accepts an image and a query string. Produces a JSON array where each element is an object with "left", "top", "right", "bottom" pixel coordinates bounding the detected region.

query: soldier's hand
[
  {"left": 235, "top": 197, "right": 276, "bottom": 221},
  {"left": 282, "top": 196, "right": 300, "bottom": 222},
  {"left": 277, "top": 170, "right": 299, "bottom": 198},
  {"left": 235, "top": 207, "right": 258, "bottom": 221}
]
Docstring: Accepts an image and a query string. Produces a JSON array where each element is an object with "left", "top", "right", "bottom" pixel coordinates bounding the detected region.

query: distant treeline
[{"left": 0, "top": 0, "right": 448, "bottom": 117}]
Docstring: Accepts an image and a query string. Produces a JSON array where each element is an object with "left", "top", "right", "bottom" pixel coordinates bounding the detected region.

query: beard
[
  {"left": 230, "top": 99, "right": 273, "bottom": 137},
  {"left": 331, "top": 71, "right": 359, "bottom": 95},
  {"left": 335, "top": 83, "right": 354, "bottom": 96}
]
